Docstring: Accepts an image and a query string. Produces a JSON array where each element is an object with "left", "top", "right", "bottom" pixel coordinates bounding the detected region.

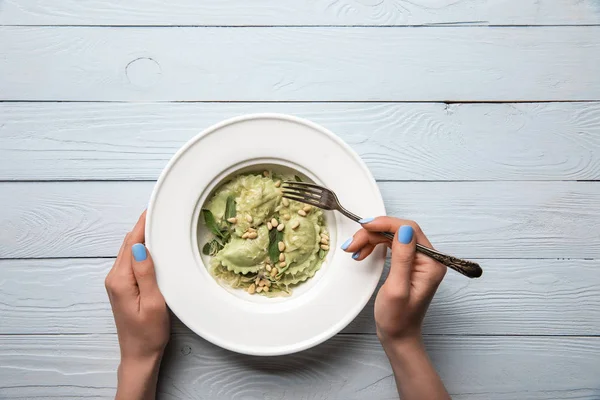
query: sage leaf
[
  {"left": 268, "top": 228, "right": 284, "bottom": 263},
  {"left": 202, "top": 209, "right": 224, "bottom": 238},
  {"left": 203, "top": 239, "right": 222, "bottom": 257},
  {"left": 224, "top": 195, "right": 236, "bottom": 221}
]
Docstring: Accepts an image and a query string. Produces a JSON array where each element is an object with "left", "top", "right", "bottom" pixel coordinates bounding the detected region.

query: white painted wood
[
  {"left": 1, "top": 27, "right": 599, "bottom": 101},
  {"left": 1, "top": 334, "right": 599, "bottom": 399},
  {"left": 2, "top": 102, "right": 599, "bottom": 181},
  {"left": 1, "top": 258, "right": 599, "bottom": 336},
  {"left": 1, "top": 181, "right": 598, "bottom": 259},
  {"left": 1, "top": 0, "right": 599, "bottom": 26}
]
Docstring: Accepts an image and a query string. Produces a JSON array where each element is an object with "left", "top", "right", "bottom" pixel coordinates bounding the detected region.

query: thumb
[
  {"left": 131, "top": 243, "right": 161, "bottom": 298},
  {"left": 387, "top": 225, "right": 417, "bottom": 298}
]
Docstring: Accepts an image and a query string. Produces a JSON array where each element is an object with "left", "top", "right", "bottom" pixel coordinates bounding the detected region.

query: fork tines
[{"left": 281, "top": 181, "right": 324, "bottom": 207}]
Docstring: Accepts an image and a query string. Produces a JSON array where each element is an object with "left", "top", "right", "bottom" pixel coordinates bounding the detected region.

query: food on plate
[{"left": 201, "top": 171, "right": 329, "bottom": 296}]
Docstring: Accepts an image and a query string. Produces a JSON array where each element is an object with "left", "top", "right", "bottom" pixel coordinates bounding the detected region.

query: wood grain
[
  {"left": 2, "top": 102, "right": 599, "bottom": 181},
  {"left": 1, "top": 334, "right": 599, "bottom": 399},
  {"left": 1, "top": 27, "right": 599, "bottom": 101},
  {"left": 1, "top": 0, "right": 599, "bottom": 26},
  {"left": 1, "top": 181, "right": 598, "bottom": 259},
  {"left": 1, "top": 258, "right": 599, "bottom": 336}
]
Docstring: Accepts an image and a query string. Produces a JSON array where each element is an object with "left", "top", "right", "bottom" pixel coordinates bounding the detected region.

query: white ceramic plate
[{"left": 146, "top": 114, "right": 386, "bottom": 356}]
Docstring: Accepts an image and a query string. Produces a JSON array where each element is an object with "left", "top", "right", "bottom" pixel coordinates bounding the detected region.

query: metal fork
[{"left": 282, "top": 181, "right": 482, "bottom": 279}]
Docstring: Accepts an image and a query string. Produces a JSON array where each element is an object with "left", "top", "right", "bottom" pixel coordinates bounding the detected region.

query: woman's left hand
[{"left": 105, "top": 211, "right": 170, "bottom": 400}]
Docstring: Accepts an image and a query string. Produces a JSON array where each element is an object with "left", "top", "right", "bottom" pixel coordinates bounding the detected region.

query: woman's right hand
[
  {"left": 341, "top": 217, "right": 450, "bottom": 400},
  {"left": 342, "top": 217, "right": 446, "bottom": 342}
]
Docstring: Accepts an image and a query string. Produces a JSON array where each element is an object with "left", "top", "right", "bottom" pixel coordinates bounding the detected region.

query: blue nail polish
[
  {"left": 398, "top": 225, "right": 414, "bottom": 244},
  {"left": 359, "top": 217, "right": 374, "bottom": 224},
  {"left": 341, "top": 237, "right": 353, "bottom": 250},
  {"left": 352, "top": 251, "right": 361, "bottom": 260},
  {"left": 132, "top": 243, "right": 147, "bottom": 261}
]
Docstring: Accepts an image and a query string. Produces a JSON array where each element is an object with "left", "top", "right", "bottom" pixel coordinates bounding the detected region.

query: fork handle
[
  {"left": 335, "top": 207, "right": 482, "bottom": 278},
  {"left": 416, "top": 243, "right": 482, "bottom": 278},
  {"left": 378, "top": 231, "right": 482, "bottom": 278}
]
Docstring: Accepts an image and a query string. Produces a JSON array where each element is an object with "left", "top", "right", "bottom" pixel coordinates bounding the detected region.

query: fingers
[
  {"left": 131, "top": 243, "right": 163, "bottom": 300},
  {"left": 361, "top": 217, "right": 433, "bottom": 248},
  {"left": 340, "top": 217, "right": 431, "bottom": 262},
  {"left": 129, "top": 210, "right": 147, "bottom": 245},
  {"left": 105, "top": 211, "right": 148, "bottom": 299},
  {"left": 113, "top": 211, "right": 147, "bottom": 273},
  {"left": 341, "top": 229, "right": 389, "bottom": 256},
  {"left": 350, "top": 244, "right": 375, "bottom": 261},
  {"left": 387, "top": 225, "right": 417, "bottom": 299},
  {"left": 116, "top": 232, "right": 130, "bottom": 260}
]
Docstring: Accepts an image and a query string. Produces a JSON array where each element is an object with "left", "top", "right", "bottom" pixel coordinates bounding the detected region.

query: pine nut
[
  {"left": 227, "top": 217, "right": 237, "bottom": 224},
  {"left": 274, "top": 180, "right": 281, "bottom": 187},
  {"left": 248, "top": 232, "right": 258, "bottom": 239},
  {"left": 278, "top": 241, "right": 285, "bottom": 252},
  {"left": 263, "top": 285, "right": 270, "bottom": 292},
  {"left": 242, "top": 232, "right": 250, "bottom": 239},
  {"left": 248, "top": 284, "right": 256, "bottom": 294},
  {"left": 267, "top": 222, "right": 273, "bottom": 230},
  {"left": 258, "top": 279, "right": 266, "bottom": 287},
  {"left": 264, "top": 280, "right": 271, "bottom": 287},
  {"left": 256, "top": 286, "right": 263, "bottom": 293},
  {"left": 266, "top": 264, "right": 272, "bottom": 272},
  {"left": 247, "top": 227, "right": 256, "bottom": 233},
  {"left": 298, "top": 210, "right": 307, "bottom": 217},
  {"left": 279, "top": 253, "right": 285, "bottom": 262},
  {"left": 271, "top": 218, "right": 278, "bottom": 227},
  {"left": 271, "top": 268, "right": 278, "bottom": 277},
  {"left": 263, "top": 170, "right": 269, "bottom": 177},
  {"left": 320, "top": 244, "right": 330, "bottom": 250},
  {"left": 320, "top": 238, "right": 329, "bottom": 245},
  {"left": 303, "top": 205, "right": 312, "bottom": 213},
  {"left": 291, "top": 220, "right": 300, "bottom": 230},
  {"left": 279, "top": 261, "right": 286, "bottom": 268},
  {"left": 245, "top": 215, "right": 253, "bottom": 223},
  {"left": 255, "top": 277, "right": 261, "bottom": 286},
  {"left": 283, "top": 214, "right": 291, "bottom": 220},
  {"left": 282, "top": 198, "right": 290, "bottom": 207},
  {"left": 277, "top": 223, "right": 285, "bottom": 231}
]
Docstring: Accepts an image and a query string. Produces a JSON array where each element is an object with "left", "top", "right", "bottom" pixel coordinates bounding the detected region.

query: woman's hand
[
  {"left": 344, "top": 217, "right": 446, "bottom": 342},
  {"left": 105, "top": 211, "right": 170, "bottom": 400},
  {"left": 341, "top": 217, "right": 450, "bottom": 400}
]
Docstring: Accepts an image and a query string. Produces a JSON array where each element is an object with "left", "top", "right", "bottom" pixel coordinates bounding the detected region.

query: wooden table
[{"left": 1, "top": 1, "right": 599, "bottom": 398}]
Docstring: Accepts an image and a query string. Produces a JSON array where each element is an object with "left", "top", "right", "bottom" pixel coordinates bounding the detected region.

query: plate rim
[{"left": 146, "top": 113, "right": 386, "bottom": 355}]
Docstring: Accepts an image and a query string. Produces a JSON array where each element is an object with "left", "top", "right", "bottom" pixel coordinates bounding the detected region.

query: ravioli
[
  {"left": 216, "top": 225, "right": 269, "bottom": 274},
  {"left": 200, "top": 171, "right": 329, "bottom": 296},
  {"left": 283, "top": 216, "right": 320, "bottom": 274}
]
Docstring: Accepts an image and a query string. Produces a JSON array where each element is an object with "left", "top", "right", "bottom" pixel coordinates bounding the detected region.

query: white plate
[{"left": 146, "top": 114, "right": 386, "bottom": 356}]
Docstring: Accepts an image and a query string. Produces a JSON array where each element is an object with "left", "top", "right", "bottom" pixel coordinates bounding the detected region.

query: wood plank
[
  {"left": 1, "top": 334, "right": 599, "bottom": 399},
  {"left": 2, "top": 102, "right": 599, "bottom": 181},
  {"left": 1, "top": 27, "right": 599, "bottom": 101},
  {"left": 1, "top": 181, "right": 598, "bottom": 259},
  {"left": 1, "top": 258, "right": 599, "bottom": 336},
  {"left": 1, "top": 0, "right": 599, "bottom": 26}
]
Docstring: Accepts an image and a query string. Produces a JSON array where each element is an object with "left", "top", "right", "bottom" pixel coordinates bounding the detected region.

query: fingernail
[
  {"left": 352, "top": 251, "right": 361, "bottom": 260},
  {"left": 359, "top": 217, "right": 374, "bottom": 224},
  {"left": 132, "top": 243, "right": 147, "bottom": 262},
  {"left": 398, "top": 225, "right": 414, "bottom": 244},
  {"left": 341, "top": 237, "right": 353, "bottom": 250}
]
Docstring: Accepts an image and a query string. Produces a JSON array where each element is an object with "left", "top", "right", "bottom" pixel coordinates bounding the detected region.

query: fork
[{"left": 282, "top": 181, "right": 482, "bottom": 279}]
